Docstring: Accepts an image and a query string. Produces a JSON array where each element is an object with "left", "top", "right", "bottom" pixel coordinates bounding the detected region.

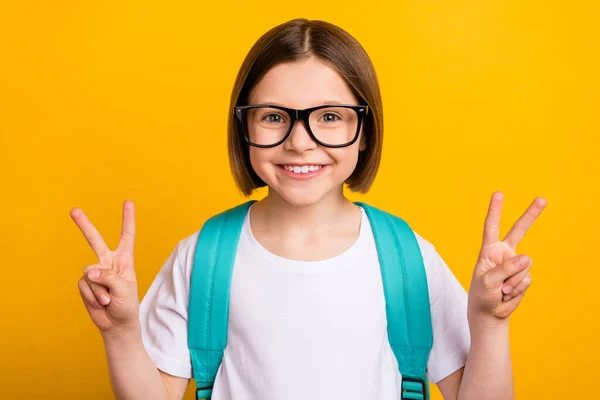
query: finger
[
  {"left": 84, "top": 264, "right": 101, "bottom": 274},
  {"left": 503, "top": 197, "right": 547, "bottom": 249},
  {"left": 86, "top": 268, "right": 125, "bottom": 297},
  {"left": 84, "top": 271, "right": 111, "bottom": 306},
  {"left": 502, "top": 262, "right": 533, "bottom": 294},
  {"left": 503, "top": 286, "right": 529, "bottom": 305},
  {"left": 482, "top": 191, "right": 504, "bottom": 246},
  {"left": 503, "top": 274, "right": 532, "bottom": 302},
  {"left": 117, "top": 200, "right": 136, "bottom": 253},
  {"left": 78, "top": 277, "right": 103, "bottom": 309},
  {"left": 486, "top": 254, "right": 531, "bottom": 288},
  {"left": 70, "top": 207, "right": 111, "bottom": 260},
  {"left": 83, "top": 265, "right": 111, "bottom": 304}
]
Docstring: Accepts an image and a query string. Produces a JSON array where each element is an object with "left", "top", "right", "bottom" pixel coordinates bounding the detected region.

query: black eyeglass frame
[{"left": 234, "top": 104, "right": 370, "bottom": 148}]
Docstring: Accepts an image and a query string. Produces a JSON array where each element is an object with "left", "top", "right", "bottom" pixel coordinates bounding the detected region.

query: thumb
[
  {"left": 86, "top": 268, "right": 128, "bottom": 298},
  {"left": 486, "top": 254, "right": 531, "bottom": 287}
]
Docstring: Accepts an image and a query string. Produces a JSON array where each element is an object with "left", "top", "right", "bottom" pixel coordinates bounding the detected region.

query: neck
[{"left": 252, "top": 186, "right": 356, "bottom": 236}]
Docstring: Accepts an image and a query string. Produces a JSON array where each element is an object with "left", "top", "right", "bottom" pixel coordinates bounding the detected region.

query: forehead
[{"left": 248, "top": 56, "right": 359, "bottom": 107}]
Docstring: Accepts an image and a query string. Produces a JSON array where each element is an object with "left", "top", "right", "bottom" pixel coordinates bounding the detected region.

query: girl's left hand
[{"left": 467, "top": 192, "right": 547, "bottom": 325}]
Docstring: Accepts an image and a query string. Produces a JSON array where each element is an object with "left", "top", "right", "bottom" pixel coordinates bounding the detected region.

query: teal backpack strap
[
  {"left": 188, "top": 200, "right": 256, "bottom": 400},
  {"left": 355, "top": 202, "right": 434, "bottom": 400}
]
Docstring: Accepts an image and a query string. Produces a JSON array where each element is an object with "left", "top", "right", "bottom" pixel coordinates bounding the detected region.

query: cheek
[
  {"left": 248, "top": 147, "right": 262, "bottom": 172},
  {"left": 249, "top": 147, "right": 275, "bottom": 180},
  {"left": 328, "top": 145, "right": 361, "bottom": 174}
]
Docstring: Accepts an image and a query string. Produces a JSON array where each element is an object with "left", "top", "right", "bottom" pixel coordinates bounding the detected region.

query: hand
[
  {"left": 71, "top": 200, "right": 140, "bottom": 334},
  {"left": 468, "top": 192, "right": 547, "bottom": 325}
]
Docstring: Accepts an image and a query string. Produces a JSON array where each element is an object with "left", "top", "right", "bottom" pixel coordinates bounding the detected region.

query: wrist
[
  {"left": 468, "top": 312, "right": 510, "bottom": 339},
  {"left": 101, "top": 321, "right": 142, "bottom": 344}
]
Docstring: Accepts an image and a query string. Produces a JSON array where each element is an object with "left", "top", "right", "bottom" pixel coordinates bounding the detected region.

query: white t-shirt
[{"left": 140, "top": 205, "right": 471, "bottom": 399}]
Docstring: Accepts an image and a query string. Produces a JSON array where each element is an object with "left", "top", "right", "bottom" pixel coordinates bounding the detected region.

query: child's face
[{"left": 247, "top": 56, "right": 365, "bottom": 207}]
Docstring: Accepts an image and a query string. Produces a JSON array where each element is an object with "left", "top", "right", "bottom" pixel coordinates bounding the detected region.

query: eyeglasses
[{"left": 234, "top": 104, "right": 369, "bottom": 148}]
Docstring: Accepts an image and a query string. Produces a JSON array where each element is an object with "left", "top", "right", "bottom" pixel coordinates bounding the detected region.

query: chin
[
  {"left": 255, "top": 163, "right": 352, "bottom": 207},
  {"left": 275, "top": 187, "right": 330, "bottom": 208}
]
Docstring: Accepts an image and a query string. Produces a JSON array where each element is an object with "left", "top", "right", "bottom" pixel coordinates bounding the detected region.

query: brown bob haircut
[{"left": 227, "top": 18, "right": 383, "bottom": 196}]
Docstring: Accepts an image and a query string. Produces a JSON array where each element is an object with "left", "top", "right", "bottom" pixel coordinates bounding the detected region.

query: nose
[{"left": 283, "top": 119, "right": 317, "bottom": 153}]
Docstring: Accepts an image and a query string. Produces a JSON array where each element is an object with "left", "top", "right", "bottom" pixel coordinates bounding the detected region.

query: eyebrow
[{"left": 251, "top": 100, "right": 347, "bottom": 107}]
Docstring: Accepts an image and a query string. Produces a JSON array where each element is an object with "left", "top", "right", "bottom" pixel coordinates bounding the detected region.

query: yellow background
[{"left": 1, "top": 1, "right": 598, "bottom": 398}]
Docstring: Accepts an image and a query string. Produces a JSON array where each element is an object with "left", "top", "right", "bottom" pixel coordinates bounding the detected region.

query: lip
[{"left": 277, "top": 164, "right": 328, "bottom": 180}]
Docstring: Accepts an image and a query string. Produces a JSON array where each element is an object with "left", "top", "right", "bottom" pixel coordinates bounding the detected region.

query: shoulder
[
  {"left": 174, "top": 202, "right": 253, "bottom": 274},
  {"left": 158, "top": 230, "right": 200, "bottom": 294},
  {"left": 170, "top": 201, "right": 250, "bottom": 285},
  {"left": 361, "top": 204, "right": 463, "bottom": 303},
  {"left": 412, "top": 229, "right": 467, "bottom": 308},
  {"left": 412, "top": 230, "right": 438, "bottom": 264},
  {"left": 174, "top": 230, "right": 201, "bottom": 267},
  {"left": 411, "top": 232, "right": 446, "bottom": 292},
  {"left": 359, "top": 203, "right": 439, "bottom": 264}
]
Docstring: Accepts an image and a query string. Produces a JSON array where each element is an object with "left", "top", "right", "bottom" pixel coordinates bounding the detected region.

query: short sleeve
[
  {"left": 139, "top": 233, "right": 199, "bottom": 379},
  {"left": 414, "top": 233, "right": 471, "bottom": 384}
]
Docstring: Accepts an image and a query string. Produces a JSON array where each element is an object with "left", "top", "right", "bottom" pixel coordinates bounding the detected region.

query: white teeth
[{"left": 282, "top": 165, "right": 322, "bottom": 174}]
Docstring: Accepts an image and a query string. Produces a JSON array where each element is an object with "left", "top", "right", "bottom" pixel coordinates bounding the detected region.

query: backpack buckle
[
  {"left": 195, "top": 385, "right": 213, "bottom": 400},
  {"left": 401, "top": 376, "right": 426, "bottom": 400}
]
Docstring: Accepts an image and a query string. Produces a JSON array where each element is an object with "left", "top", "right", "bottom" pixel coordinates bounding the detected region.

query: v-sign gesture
[
  {"left": 71, "top": 200, "right": 140, "bottom": 334},
  {"left": 468, "top": 192, "right": 547, "bottom": 324}
]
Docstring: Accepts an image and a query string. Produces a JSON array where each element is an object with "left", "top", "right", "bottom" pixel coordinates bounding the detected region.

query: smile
[
  {"left": 282, "top": 165, "right": 322, "bottom": 173},
  {"left": 277, "top": 164, "right": 328, "bottom": 179}
]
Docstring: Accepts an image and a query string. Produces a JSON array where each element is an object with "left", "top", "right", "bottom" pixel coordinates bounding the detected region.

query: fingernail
[
  {"left": 88, "top": 269, "right": 100, "bottom": 279},
  {"left": 100, "top": 294, "right": 110, "bottom": 305},
  {"left": 518, "top": 255, "right": 530, "bottom": 267},
  {"left": 504, "top": 295, "right": 512, "bottom": 301},
  {"left": 503, "top": 285, "right": 513, "bottom": 294}
]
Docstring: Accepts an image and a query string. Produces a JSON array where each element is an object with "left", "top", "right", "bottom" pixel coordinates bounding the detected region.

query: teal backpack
[{"left": 188, "top": 201, "right": 433, "bottom": 400}]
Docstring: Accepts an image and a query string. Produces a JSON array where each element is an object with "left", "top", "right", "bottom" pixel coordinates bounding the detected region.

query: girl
[{"left": 72, "top": 18, "right": 546, "bottom": 400}]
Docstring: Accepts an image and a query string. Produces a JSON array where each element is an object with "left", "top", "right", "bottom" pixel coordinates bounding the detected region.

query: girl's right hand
[{"left": 71, "top": 200, "right": 140, "bottom": 335}]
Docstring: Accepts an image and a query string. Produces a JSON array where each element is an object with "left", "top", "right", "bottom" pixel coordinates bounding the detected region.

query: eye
[
  {"left": 320, "top": 113, "right": 341, "bottom": 123},
  {"left": 262, "top": 113, "right": 285, "bottom": 124}
]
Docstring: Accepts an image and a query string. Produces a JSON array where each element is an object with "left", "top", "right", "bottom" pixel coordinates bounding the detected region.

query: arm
[
  {"left": 437, "top": 322, "right": 513, "bottom": 400},
  {"left": 101, "top": 326, "right": 189, "bottom": 400},
  {"left": 438, "top": 193, "right": 546, "bottom": 400},
  {"left": 71, "top": 201, "right": 189, "bottom": 400},
  {"left": 457, "top": 320, "right": 512, "bottom": 400}
]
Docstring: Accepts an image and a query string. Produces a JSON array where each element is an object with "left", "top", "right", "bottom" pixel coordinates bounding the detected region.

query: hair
[{"left": 227, "top": 18, "right": 384, "bottom": 196}]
